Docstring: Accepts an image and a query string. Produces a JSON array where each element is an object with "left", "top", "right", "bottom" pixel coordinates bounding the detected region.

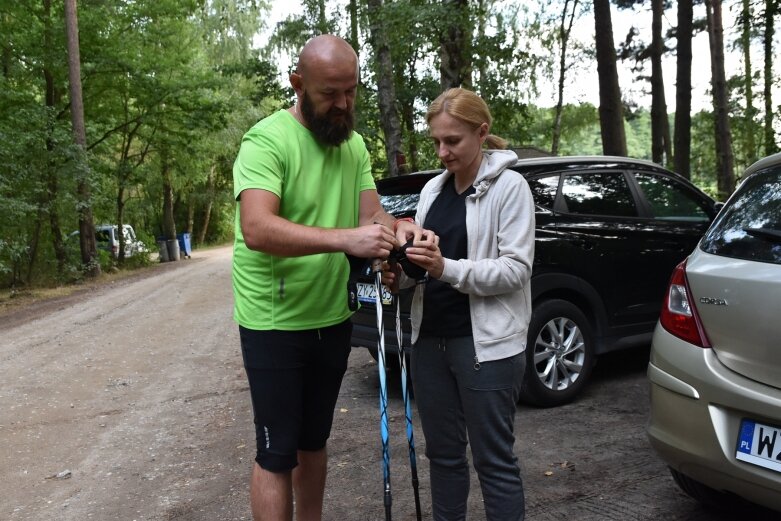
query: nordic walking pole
[
  {"left": 371, "top": 258, "right": 392, "bottom": 521},
  {"left": 389, "top": 259, "right": 422, "bottom": 521}
]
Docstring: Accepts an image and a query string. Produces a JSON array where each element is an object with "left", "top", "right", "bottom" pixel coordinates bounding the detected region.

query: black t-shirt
[{"left": 420, "top": 176, "right": 474, "bottom": 337}]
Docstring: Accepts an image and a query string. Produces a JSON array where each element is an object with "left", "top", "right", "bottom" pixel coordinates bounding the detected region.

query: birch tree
[{"left": 552, "top": 0, "right": 582, "bottom": 155}]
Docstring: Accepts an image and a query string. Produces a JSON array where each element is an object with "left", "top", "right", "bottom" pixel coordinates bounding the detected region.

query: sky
[{"left": 258, "top": 1, "right": 767, "bottom": 114}]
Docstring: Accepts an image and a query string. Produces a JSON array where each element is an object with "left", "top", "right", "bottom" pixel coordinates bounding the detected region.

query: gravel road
[{"left": 1, "top": 245, "right": 774, "bottom": 520}]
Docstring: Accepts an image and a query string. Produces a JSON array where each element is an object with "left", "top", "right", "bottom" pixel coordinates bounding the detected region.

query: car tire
[
  {"left": 520, "top": 298, "right": 595, "bottom": 407},
  {"left": 367, "top": 347, "right": 401, "bottom": 372},
  {"left": 669, "top": 468, "right": 733, "bottom": 510}
]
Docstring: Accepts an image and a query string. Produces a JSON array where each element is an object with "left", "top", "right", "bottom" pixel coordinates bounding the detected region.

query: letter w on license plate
[
  {"left": 736, "top": 419, "right": 781, "bottom": 473},
  {"left": 356, "top": 282, "right": 392, "bottom": 306}
]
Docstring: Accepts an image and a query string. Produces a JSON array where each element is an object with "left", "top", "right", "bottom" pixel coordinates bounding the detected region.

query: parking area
[
  {"left": 1, "top": 247, "right": 777, "bottom": 520},
  {"left": 334, "top": 346, "right": 777, "bottom": 520}
]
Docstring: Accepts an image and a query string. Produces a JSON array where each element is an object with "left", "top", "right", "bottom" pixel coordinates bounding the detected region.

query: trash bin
[
  {"left": 157, "top": 239, "right": 169, "bottom": 262},
  {"left": 166, "top": 239, "right": 180, "bottom": 261},
  {"left": 177, "top": 232, "right": 192, "bottom": 259}
]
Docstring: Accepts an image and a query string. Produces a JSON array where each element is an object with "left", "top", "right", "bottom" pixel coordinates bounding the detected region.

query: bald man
[{"left": 232, "top": 35, "right": 429, "bottom": 520}]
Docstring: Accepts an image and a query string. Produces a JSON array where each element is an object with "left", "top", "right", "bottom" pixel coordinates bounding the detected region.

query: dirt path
[
  {"left": 1, "top": 245, "right": 769, "bottom": 520},
  {"left": 1, "top": 247, "right": 250, "bottom": 520}
]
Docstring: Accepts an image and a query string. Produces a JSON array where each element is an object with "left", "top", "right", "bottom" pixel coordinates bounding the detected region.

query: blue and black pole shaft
[
  {"left": 371, "top": 257, "right": 393, "bottom": 521},
  {"left": 389, "top": 258, "right": 422, "bottom": 521}
]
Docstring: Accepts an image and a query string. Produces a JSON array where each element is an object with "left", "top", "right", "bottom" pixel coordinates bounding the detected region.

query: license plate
[
  {"left": 357, "top": 282, "right": 392, "bottom": 306},
  {"left": 736, "top": 419, "right": 781, "bottom": 473}
]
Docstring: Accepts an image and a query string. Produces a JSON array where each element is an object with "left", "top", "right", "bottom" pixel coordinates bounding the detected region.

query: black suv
[{"left": 351, "top": 156, "right": 720, "bottom": 407}]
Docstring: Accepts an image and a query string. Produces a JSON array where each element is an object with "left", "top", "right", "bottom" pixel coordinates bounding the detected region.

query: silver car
[{"left": 647, "top": 152, "right": 781, "bottom": 512}]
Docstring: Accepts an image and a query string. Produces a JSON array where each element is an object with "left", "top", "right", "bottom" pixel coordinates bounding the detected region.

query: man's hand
[
  {"left": 381, "top": 260, "right": 400, "bottom": 294},
  {"left": 344, "top": 223, "right": 397, "bottom": 259}
]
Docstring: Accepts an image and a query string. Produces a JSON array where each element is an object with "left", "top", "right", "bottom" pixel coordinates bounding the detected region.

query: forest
[{"left": 0, "top": 0, "right": 779, "bottom": 289}]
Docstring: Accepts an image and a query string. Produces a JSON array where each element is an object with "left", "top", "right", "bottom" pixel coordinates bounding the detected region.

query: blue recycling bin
[{"left": 177, "top": 232, "right": 192, "bottom": 259}]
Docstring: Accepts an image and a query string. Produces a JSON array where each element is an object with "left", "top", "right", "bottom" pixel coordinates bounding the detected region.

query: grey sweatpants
[{"left": 411, "top": 335, "right": 525, "bottom": 521}]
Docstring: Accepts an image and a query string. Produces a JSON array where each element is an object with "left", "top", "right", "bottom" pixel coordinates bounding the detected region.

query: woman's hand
[
  {"left": 395, "top": 220, "right": 438, "bottom": 248},
  {"left": 404, "top": 237, "right": 444, "bottom": 279}
]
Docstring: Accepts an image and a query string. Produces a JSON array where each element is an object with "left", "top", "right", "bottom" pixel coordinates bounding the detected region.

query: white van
[{"left": 94, "top": 224, "right": 147, "bottom": 258}]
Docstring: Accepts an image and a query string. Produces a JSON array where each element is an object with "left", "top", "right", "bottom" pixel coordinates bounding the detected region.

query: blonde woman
[{"left": 397, "top": 88, "right": 535, "bottom": 520}]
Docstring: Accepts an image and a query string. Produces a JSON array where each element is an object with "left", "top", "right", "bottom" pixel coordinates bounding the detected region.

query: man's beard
[{"left": 300, "top": 91, "right": 354, "bottom": 147}]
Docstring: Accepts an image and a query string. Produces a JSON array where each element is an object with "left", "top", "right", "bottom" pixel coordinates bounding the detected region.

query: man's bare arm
[
  {"left": 239, "top": 188, "right": 396, "bottom": 259},
  {"left": 359, "top": 189, "right": 394, "bottom": 228}
]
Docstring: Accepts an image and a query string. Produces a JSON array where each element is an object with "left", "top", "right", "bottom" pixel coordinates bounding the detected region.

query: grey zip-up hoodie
[{"left": 407, "top": 149, "right": 535, "bottom": 362}]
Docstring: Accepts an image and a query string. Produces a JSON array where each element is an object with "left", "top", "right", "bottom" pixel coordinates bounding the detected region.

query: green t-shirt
[{"left": 232, "top": 110, "right": 376, "bottom": 330}]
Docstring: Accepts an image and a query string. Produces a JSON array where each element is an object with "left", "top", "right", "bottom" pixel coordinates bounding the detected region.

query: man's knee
[{"left": 256, "top": 451, "right": 298, "bottom": 473}]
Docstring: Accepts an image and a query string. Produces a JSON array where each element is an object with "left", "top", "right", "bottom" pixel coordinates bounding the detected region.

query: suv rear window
[
  {"left": 634, "top": 173, "right": 710, "bottom": 222},
  {"left": 700, "top": 168, "right": 781, "bottom": 265}
]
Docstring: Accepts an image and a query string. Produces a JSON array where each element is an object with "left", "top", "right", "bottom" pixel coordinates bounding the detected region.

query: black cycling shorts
[{"left": 239, "top": 320, "right": 352, "bottom": 473}]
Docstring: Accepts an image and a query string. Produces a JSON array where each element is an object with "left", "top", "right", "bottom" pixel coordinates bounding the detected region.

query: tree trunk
[
  {"left": 161, "top": 151, "right": 177, "bottom": 241},
  {"left": 186, "top": 194, "right": 195, "bottom": 235},
  {"left": 401, "top": 100, "right": 419, "bottom": 173},
  {"left": 27, "top": 211, "right": 43, "bottom": 285},
  {"left": 1, "top": 11, "right": 10, "bottom": 78},
  {"left": 674, "top": 0, "right": 693, "bottom": 178},
  {"left": 594, "top": 0, "right": 627, "bottom": 156},
  {"left": 651, "top": 0, "right": 671, "bottom": 165},
  {"left": 198, "top": 167, "right": 215, "bottom": 245},
  {"left": 348, "top": 0, "right": 359, "bottom": 54},
  {"left": 399, "top": 51, "right": 421, "bottom": 173},
  {"left": 64, "top": 0, "right": 99, "bottom": 276},
  {"left": 740, "top": 0, "right": 758, "bottom": 164},
  {"left": 475, "top": 0, "right": 487, "bottom": 86},
  {"left": 439, "top": 0, "right": 472, "bottom": 90},
  {"left": 764, "top": 0, "right": 778, "bottom": 155},
  {"left": 705, "top": 0, "right": 736, "bottom": 200},
  {"left": 552, "top": 0, "right": 579, "bottom": 156},
  {"left": 116, "top": 185, "right": 126, "bottom": 262},
  {"left": 316, "top": 0, "right": 327, "bottom": 33},
  {"left": 48, "top": 172, "right": 66, "bottom": 273},
  {"left": 366, "top": 0, "right": 403, "bottom": 177},
  {"left": 43, "top": 0, "right": 67, "bottom": 274}
]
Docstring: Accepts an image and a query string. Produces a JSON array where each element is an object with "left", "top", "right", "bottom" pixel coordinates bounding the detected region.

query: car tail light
[{"left": 659, "top": 259, "right": 711, "bottom": 348}]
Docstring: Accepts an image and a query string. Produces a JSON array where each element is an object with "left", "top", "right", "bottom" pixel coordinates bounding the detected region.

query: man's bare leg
[
  {"left": 292, "top": 447, "right": 328, "bottom": 521},
  {"left": 250, "top": 462, "right": 293, "bottom": 521}
]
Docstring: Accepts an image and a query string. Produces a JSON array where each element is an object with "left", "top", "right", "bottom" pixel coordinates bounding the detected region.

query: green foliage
[
  {"left": 525, "top": 103, "right": 601, "bottom": 154},
  {"left": 0, "top": 0, "right": 273, "bottom": 288},
  {"left": 689, "top": 110, "right": 719, "bottom": 198},
  {"left": 0, "top": 0, "right": 773, "bottom": 288}
]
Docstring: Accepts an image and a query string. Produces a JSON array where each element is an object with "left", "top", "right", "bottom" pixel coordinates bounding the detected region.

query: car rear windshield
[
  {"left": 700, "top": 168, "right": 781, "bottom": 265},
  {"left": 95, "top": 230, "right": 112, "bottom": 242},
  {"left": 381, "top": 194, "right": 420, "bottom": 216}
]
